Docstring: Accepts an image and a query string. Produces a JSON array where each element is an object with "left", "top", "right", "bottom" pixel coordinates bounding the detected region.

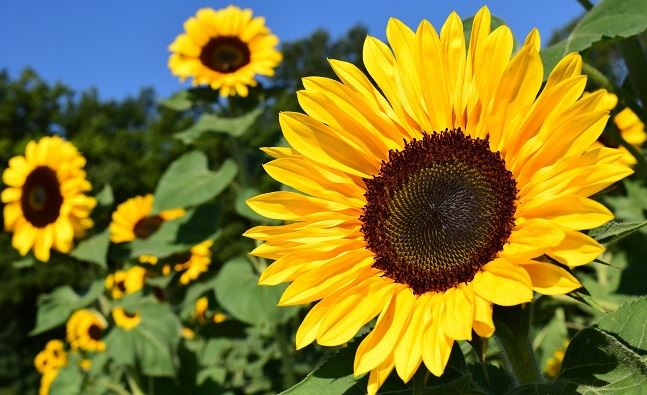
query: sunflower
[
  {"left": 174, "top": 240, "right": 213, "bottom": 285},
  {"left": 2, "top": 136, "right": 96, "bottom": 262},
  {"left": 34, "top": 340, "right": 67, "bottom": 374},
  {"left": 66, "top": 309, "right": 107, "bottom": 352},
  {"left": 104, "top": 266, "right": 147, "bottom": 299},
  {"left": 112, "top": 307, "right": 142, "bottom": 331},
  {"left": 594, "top": 92, "right": 646, "bottom": 166},
  {"left": 244, "top": 7, "right": 632, "bottom": 393},
  {"left": 109, "top": 194, "right": 184, "bottom": 243},
  {"left": 168, "top": 5, "right": 282, "bottom": 97},
  {"left": 195, "top": 296, "right": 209, "bottom": 323},
  {"left": 544, "top": 341, "right": 569, "bottom": 378},
  {"left": 39, "top": 370, "right": 58, "bottom": 395}
]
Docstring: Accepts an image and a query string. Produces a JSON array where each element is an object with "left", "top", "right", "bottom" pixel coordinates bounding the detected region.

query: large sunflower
[
  {"left": 2, "top": 136, "right": 96, "bottom": 262},
  {"left": 245, "top": 7, "right": 633, "bottom": 393},
  {"left": 168, "top": 5, "right": 282, "bottom": 97},
  {"left": 109, "top": 194, "right": 184, "bottom": 243}
]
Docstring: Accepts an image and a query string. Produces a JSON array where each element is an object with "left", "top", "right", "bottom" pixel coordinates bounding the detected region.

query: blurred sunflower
[
  {"left": 2, "top": 136, "right": 96, "bottom": 261},
  {"left": 34, "top": 340, "right": 67, "bottom": 374},
  {"left": 39, "top": 370, "right": 58, "bottom": 395},
  {"left": 545, "top": 341, "right": 569, "bottom": 378},
  {"left": 195, "top": 296, "right": 209, "bottom": 323},
  {"left": 66, "top": 309, "right": 107, "bottom": 352},
  {"left": 168, "top": 5, "right": 282, "bottom": 97},
  {"left": 594, "top": 92, "right": 646, "bottom": 166},
  {"left": 105, "top": 266, "right": 147, "bottom": 299},
  {"left": 109, "top": 194, "right": 184, "bottom": 243},
  {"left": 112, "top": 307, "right": 142, "bottom": 331},
  {"left": 245, "top": 7, "right": 632, "bottom": 393},
  {"left": 174, "top": 240, "right": 213, "bottom": 284}
]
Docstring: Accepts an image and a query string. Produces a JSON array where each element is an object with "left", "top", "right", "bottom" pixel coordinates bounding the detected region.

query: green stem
[
  {"left": 412, "top": 370, "right": 429, "bottom": 395},
  {"left": 125, "top": 371, "right": 146, "bottom": 395},
  {"left": 228, "top": 136, "right": 250, "bottom": 188},
  {"left": 275, "top": 324, "right": 297, "bottom": 388},
  {"left": 494, "top": 304, "right": 542, "bottom": 385}
]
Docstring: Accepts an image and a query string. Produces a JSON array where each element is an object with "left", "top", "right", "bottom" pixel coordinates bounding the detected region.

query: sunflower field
[{"left": 2, "top": 1, "right": 647, "bottom": 394}]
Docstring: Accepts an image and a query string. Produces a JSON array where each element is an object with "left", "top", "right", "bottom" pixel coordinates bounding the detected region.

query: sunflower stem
[
  {"left": 275, "top": 323, "right": 297, "bottom": 388},
  {"left": 575, "top": 0, "right": 594, "bottom": 11},
  {"left": 412, "top": 369, "right": 429, "bottom": 395},
  {"left": 493, "top": 304, "right": 542, "bottom": 385}
]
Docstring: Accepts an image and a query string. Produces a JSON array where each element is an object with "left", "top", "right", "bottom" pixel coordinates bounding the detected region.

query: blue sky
[{"left": 1, "top": 1, "right": 585, "bottom": 100}]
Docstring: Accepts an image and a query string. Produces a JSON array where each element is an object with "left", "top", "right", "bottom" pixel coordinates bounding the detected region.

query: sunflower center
[
  {"left": 87, "top": 324, "right": 103, "bottom": 341},
  {"left": 133, "top": 216, "right": 164, "bottom": 239},
  {"left": 122, "top": 309, "right": 138, "bottom": 319},
  {"left": 200, "top": 36, "right": 251, "bottom": 73},
  {"left": 20, "top": 166, "right": 64, "bottom": 228},
  {"left": 361, "top": 129, "right": 517, "bottom": 295}
]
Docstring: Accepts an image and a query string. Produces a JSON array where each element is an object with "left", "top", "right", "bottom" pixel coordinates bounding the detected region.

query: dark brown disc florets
[
  {"left": 200, "top": 36, "right": 251, "bottom": 73},
  {"left": 361, "top": 129, "right": 517, "bottom": 294}
]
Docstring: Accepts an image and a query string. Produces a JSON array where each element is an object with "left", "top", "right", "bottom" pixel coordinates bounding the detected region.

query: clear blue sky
[{"left": 1, "top": 1, "right": 585, "bottom": 100}]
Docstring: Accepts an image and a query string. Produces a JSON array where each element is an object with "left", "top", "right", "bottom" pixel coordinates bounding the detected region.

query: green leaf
[
  {"left": 129, "top": 205, "right": 221, "bottom": 258},
  {"left": 31, "top": 280, "right": 104, "bottom": 335},
  {"left": 105, "top": 301, "right": 181, "bottom": 377},
  {"left": 12, "top": 256, "right": 35, "bottom": 268},
  {"left": 280, "top": 339, "right": 365, "bottom": 395},
  {"left": 589, "top": 220, "right": 647, "bottom": 244},
  {"left": 153, "top": 151, "right": 237, "bottom": 213},
  {"left": 70, "top": 230, "right": 110, "bottom": 269},
  {"left": 596, "top": 296, "right": 647, "bottom": 357},
  {"left": 50, "top": 363, "right": 84, "bottom": 395},
  {"left": 174, "top": 108, "right": 262, "bottom": 144},
  {"left": 213, "top": 256, "right": 298, "bottom": 326},
  {"left": 160, "top": 91, "right": 193, "bottom": 111},
  {"left": 541, "top": 0, "right": 647, "bottom": 78},
  {"left": 95, "top": 184, "right": 114, "bottom": 206}
]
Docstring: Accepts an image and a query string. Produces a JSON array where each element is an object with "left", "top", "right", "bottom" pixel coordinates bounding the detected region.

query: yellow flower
[
  {"left": 1, "top": 136, "right": 96, "bottom": 261},
  {"left": 139, "top": 254, "right": 158, "bottom": 265},
  {"left": 545, "top": 341, "right": 569, "bottom": 378},
  {"left": 181, "top": 327, "right": 195, "bottom": 340},
  {"left": 213, "top": 312, "right": 227, "bottom": 324},
  {"left": 109, "top": 194, "right": 184, "bottom": 243},
  {"left": 39, "top": 369, "right": 58, "bottom": 395},
  {"left": 244, "top": 7, "right": 633, "bottom": 394},
  {"left": 34, "top": 340, "right": 67, "bottom": 374},
  {"left": 66, "top": 309, "right": 107, "bottom": 352},
  {"left": 593, "top": 92, "right": 646, "bottom": 166},
  {"left": 105, "top": 266, "right": 147, "bottom": 299},
  {"left": 195, "top": 296, "right": 209, "bottom": 323},
  {"left": 174, "top": 240, "right": 213, "bottom": 285},
  {"left": 79, "top": 359, "right": 92, "bottom": 371},
  {"left": 112, "top": 307, "right": 142, "bottom": 331},
  {"left": 168, "top": 5, "right": 282, "bottom": 97}
]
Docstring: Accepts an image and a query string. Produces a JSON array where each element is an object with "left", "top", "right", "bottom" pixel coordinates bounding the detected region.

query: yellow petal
[
  {"left": 367, "top": 355, "right": 395, "bottom": 395},
  {"left": 521, "top": 261, "right": 581, "bottom": 295},
  {"left": 472, "top": 259, "right": 533, "bottom": 306},
  {"left": 440, "top": 285, "right": 474, "bottom": 341},
  {"left": 517, "top": 195, "right": 612, "bottom": 230},
  {"left": 421, "top": 294, "right": 454, "bottom": 377},
  {"left": 473, "top": 295, "right": 495, "bottom": 337},
  {"left": 393, "top": 294, "right": 428, "bottom": 382},
  {"left": 548, "top": 230, "right": 604, "bottom": 267}
]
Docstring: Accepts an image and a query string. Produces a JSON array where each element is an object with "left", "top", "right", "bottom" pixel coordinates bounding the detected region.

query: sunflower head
[
  {"left": 109, "top": 194, "right": 184, "bottom": 243},
  {"left": 34, "top": 339, "right": 67, "bottom": 374},
  {"left": 66, "top": 309, "right": 107, "bottom": 352},
  {"left": 2, "top": 136, "right": 96, "bottom": 261},
  {"left": 112, "top": 307, "right": 142, "bottom": 331},
  {"left": 168, "top": 5, "right": 282, "bottom": 97},
  {"left": 105, "top": 266, "right": 147, "bottom": 299},
  {"left": 173, "top": 240, "right": 214, "bottom": 285},
  {"left": 245, "top": 6, "right": 633, "bottom": 393},
  {"left": 194, "top": 296, "right": 209, "bottom": 323}
]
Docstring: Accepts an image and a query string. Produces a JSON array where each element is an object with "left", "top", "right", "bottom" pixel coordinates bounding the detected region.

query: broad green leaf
[
  {"left": 596, "top": 296, "right": 647, "bottom": 357},
  {"left": 105, "top": 301, "right": 181, "bottom": 377},
  {"left": 280, "top": 339, "right": 365, "bottom": 395},
  {"left": 153, "top": 151, "right": 237, "bottom": 213},
  {"left": 70, "top": 230, "right": 110, "bottom": 269},
  {"left": 95, "top": 184, "right": 114, "bottom": 206},
  {"left": 213, "top": 256, "right": 298, "bottom": 326},
  {"left": 589, "top": 220, "right": 647, "bottom": 244},
  {"left": 160, "top": 90, "right": 193, "bottom": 111},
  {"left": 129, "top": 205, "right": 221, "bottom": 258},
  {"left": 31, "top": 280, "right": 104, "bottom": 335},
  {"left": 174, "top": 108, "right": 262, "bottom": 144},
  {"left": 541, "top": 0, "right": 647, "bottom": 78},
  {"left": 50, "top": 363, "right": 83, "bottom": 395}
]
